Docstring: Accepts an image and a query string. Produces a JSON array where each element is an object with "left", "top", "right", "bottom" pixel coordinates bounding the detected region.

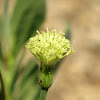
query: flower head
[{"left": 26, "top": 28, "right": 74, "bottom": 66}]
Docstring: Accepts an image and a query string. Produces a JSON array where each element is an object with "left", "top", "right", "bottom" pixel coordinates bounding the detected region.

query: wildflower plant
[
  {"left": 26, "top": 28, "right": 74, "bottom": 100},
  {"left": 0, "top": 0, "right": 74, "bottom": 99}
]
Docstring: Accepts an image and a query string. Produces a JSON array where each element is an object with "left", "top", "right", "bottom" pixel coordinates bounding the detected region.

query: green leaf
[
  {"left": 11, "top": 0, "right": 46, "bottom": 55},
  {"left": 0, "top": 18, "right": 3, "bottom": 97},
  {"left": 3, "top": 0, "right": 10, "bottom": 35},
  {"left": 10, "top": 49, "right": 25, "bottom": 92},
  {"left": 54, "top": 60, "right": 62, "bottom": 73},
  {"left": 0, "top": 17, "right": 3, "bottom": 62},
  {"left": 20, "top": 60, "right": 38, "bottom": 88},
  {"left": 65, "top": 23, "right": 71, "bottom": 40},
  {"left": 3, "top": 0, "right": 11, "bottom": 53},
  {"left": 13, "top": 59, "right": 40, "bottom": 100}
]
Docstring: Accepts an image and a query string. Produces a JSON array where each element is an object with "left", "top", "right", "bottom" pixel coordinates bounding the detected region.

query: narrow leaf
[
  {"left": 0, "top": 17, "right": 3, "bottom": 62},
  {"left": 65, "top": 23, "right": 71, "bottom": 40},
  {"left": 10, "top": 49, "right": 25, "bottom": 92},
  {"left": 3, "top": 0, "right": 11, "bottom": 50},
  {"left": 13, "top": 59, "right": 40, "bottom": 100},
  {"left": 11, "top": 0, "right": 46, "bottom": 55}
]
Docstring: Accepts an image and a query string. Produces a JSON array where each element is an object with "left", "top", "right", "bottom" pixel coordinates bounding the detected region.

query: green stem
[{"left": 38, "top": 89, "right": 48, "bottom": 100}]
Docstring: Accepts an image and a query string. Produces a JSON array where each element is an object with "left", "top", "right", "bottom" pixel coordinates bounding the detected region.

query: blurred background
[{"left": 0, "top": 0, "right": 100, "bottom": 100}]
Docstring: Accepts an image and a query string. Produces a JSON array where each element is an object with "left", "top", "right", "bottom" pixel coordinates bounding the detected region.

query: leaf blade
[
  {"left": 11, "top": 0, "right": 46, "bottom": 55},
  {"left": 13, "top": 59, "right": 40, "bottom": 100}
]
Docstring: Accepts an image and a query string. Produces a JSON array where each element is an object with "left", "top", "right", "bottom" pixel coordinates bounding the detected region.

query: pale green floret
[{"left": 26, "top": 28, "right": 74, "bottom": 65}]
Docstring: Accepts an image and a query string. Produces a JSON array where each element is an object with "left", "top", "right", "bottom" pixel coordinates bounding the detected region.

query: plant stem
[
  {"left": 0, "top": 72, "right": 6, "bottom": 100},
  {"left": 38, "top": 89, "right": 48, "bottom": 100}
]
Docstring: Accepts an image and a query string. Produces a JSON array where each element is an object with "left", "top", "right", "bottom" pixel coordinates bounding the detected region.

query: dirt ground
[{"left": 1, "top": 0, "right": 100, "bottom": 100}]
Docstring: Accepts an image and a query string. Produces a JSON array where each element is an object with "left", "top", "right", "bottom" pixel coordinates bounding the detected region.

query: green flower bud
[
  {"left": 39, "top": 65, "right": 53, "bottom": 89},
  {"left": 26, "top": 28, "right": 74, "bottom": 66}
]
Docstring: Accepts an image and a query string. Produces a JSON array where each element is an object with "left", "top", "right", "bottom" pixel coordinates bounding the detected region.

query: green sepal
[{"left": 39, "top": 65, "right": 53, "bottom": 89}]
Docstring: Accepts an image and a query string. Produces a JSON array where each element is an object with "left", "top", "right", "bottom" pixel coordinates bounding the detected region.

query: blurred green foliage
[
  {"left": 0, "top": 0, "right": 46, "bottom": 99},
  {"left": 0, "top": 0, "right": 71, "bottom": 100}
]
